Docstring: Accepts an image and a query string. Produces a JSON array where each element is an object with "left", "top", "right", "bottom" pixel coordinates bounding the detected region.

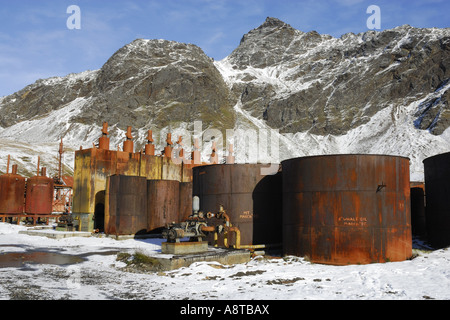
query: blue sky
[{"left": 0, "top": 0, "right": 449, "bottom": 97}]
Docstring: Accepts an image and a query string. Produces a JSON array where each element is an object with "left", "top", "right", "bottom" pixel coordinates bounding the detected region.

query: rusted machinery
[
  {"left": 25, "top": 167, "right": 54, "bottom": 215},
  {"left": 161, "top": 199, "right": 242, "bottom": 253},
  {"left": 282, "top": 154, "right": 412, "bottom": 265},
  {"left": 0, "top": 156, "right": 26, "bottom": 215},
  {"left": 192, "top": 163, "right": 282, "bottom": 250},
  {"left": 72, "top": 123, "right": 194, "bottom": 232},
  {"left": 423, "top": 152, "right": 450, "bottom": 248},
  {"left": 53, "top": 139, "right": 73, "bottom": 214},
  {"left": 1, "top": 152, "right": 68, "bottom": 225}
]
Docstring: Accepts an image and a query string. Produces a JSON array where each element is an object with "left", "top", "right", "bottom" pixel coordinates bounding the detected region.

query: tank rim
[
  {"left": 281, "top": 153, "right": 410, "bottom": 164},
  {"left": 422, "top": 151, "right": 450, "bottom": 164}
]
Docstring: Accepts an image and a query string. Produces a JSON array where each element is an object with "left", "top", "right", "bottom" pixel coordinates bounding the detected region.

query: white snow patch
[{"left": 0, "top": 222, "right": 449, "bottom": 300}]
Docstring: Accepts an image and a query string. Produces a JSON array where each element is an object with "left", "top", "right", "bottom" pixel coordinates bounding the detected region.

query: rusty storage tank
[
  {"left": 423, "top": 152, "right": 450, "bottom": 248},
  {"left": 193, "top": 164, "right": 282, "bottom": 248},
  {"left": 25, "top": 168, "right": 54, "bottom": 215},
  {"left": 179, "top": 182, "right": 193, "bottom": 221},
  {"left": 0, "top": 164, "right": 26, "bottom": 214},
  {"left": 105, "top": 175, "right": 147, "bottom": 235},
  {"left": 410, "top": 187, "right": 427, "bottom": 238},
  {"left": 282, "top": 155, "right": 412, "bottom": 265},
  {"left": 147, "top": 180, "right": 180, "bottom": 233}
]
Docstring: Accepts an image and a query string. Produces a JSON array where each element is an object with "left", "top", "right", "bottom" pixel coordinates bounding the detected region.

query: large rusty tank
[
  {"left": 147, "top": 180, "right": 180, "bottom": 233},
  {"left": 105, "top": 175, "right": 147, "bottom": 235},
  {"left": 282, "top": 154, "right": 412, "bottom": 265},
  {"left": 25, "top": 168, "right": 54, "bottom": 215},
  {"left": 0, "top": 164, "right": 26, "bottom": 215},
  {"left": 423, "top": 152, "right": 450, "bottom": 248},
  {"left": 193, "top": 164, "right": 282, "bottom": 248}
]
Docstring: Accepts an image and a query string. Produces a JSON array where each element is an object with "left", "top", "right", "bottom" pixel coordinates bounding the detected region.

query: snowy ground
[{"left": 1, "top": 222, "right": 449, "bottom": 304}]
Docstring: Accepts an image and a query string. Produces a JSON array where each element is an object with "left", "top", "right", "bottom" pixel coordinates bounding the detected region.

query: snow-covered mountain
[{"left": 1, "top": 17, "right": 449, "bottom": 181}]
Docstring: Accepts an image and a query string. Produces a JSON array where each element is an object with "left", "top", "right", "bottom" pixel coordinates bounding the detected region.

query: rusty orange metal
[
  {"left": 179, "top": 181, "right": 193, "bottom": 221},
  {"left": 0, "top": 162, "right": 26, "bottom": 215},
  {"left": 122, "top": 126, "right": 134, "bottom": 153},
  {"left": 25, "top": 167, "right": 54, "bottom": 215},
  {"left": 144, "top": 130, "right": 155, "bottom": 156},
  {"left": 423, "top": 152, "right": 450, "bottom": 248},
  {"left": 282, "top": 154, "right": 412, "bottom": 265},
  {"left": 193, "top": 163, "right": 283, "bottom": 248},
  {"left": 105, "top": 175, "right": 147, "bottom": 235},
  {"left": 147, "top": 179, "right": 180, "bottom": 232},
  {"left": 164, "top": 133, "right": 173, "bottom": 158},
  {"left": 98, "top": 122, "right": 110, "bottom": 150}
]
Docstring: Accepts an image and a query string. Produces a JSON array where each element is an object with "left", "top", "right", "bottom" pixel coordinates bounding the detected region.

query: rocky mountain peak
[{"left": 257, "top": 17, "right": 293, "bottom": 30}]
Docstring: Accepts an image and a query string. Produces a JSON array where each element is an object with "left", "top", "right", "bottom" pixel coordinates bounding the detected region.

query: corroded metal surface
[
  {"left": 193, "top": 164, "right": 282, "bottom": 247},
  {"left": 0, "top": 164, "right": 26, "bottom": 215},
  {"left": 105, "top": 175, "right": 147, "bottom": 235},
  {"left": 179, "top": 182, "right": 193, "bottom": 222},
  {"left": 147, "top": 180, "right": 180, "bottom": 232},
  {"left": 25, "top": 168, "right": 54, "bottom": 215},
  {"left": 423, "top": 152, "right": 450, "bottom": 248},
  {"left": 282, "top": 154, "right": 412, "bottom": 265}
]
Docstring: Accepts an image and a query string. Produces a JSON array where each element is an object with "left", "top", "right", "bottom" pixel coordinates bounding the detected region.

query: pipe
[
  {"left": 6, "top": 154, "right": 10, "bottom": 174},
  {"left": 223, "top": 226, "right": 241, "bottom": 249},
  {"left": 200, "top": 225, "right": 215, "bottom": 233}
]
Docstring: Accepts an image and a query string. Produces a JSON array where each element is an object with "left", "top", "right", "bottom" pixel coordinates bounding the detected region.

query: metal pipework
[
  {"left": 123, "top": 126, "right": 134, "bottom": 153},
  {"left": 164, "top": 133, "right": 173, "bottom": 158},
  {"left": 144, "top": 130, "right": 155, "bottom": 156},
  {"left": 99, "top": 122, "right": 110, "bottom": 150},
  {"left": 161, "top": 201, "right": 241, "bottom": 246}
]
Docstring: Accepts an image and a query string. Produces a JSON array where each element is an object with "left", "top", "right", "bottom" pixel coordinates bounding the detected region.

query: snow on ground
[{"left": 0, "top": 222, "right": 449, "bottom": 301}]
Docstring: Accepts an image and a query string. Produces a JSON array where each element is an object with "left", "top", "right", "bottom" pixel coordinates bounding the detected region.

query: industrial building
[{"left": 1, "top": 123, "right": 449, "bottom": 266}]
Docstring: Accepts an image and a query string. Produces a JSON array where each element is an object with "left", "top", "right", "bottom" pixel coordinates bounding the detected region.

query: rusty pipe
[
  {"left": 6, "top": 155, "right": 10, "bottom": 174},
  {"left": 200, "top": 225, "right": 215, "bottom": 233},
  {"left": 223, "top": 226, "right": 241, "bottom": 249}
]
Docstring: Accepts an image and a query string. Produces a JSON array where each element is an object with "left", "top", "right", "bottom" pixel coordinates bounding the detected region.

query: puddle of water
[
  {"left": 0, "top": 250, "right": 121, "bottom": 268},
  {"left": 0, "top": 251, "right": 86, "bottom": 268}
]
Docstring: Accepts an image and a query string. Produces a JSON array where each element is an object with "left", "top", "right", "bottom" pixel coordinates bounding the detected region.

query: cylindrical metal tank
[
  {"left": 25, "top": 168, "right": 54, "bottom": 215},
  {"left": 147, "top": 180, "right": 180, "bottom": 232},
  {"left": 423, "top": 152, "right": 450, "bottom": 248},
  {"left": 0, "top": 165, "right": 26, "bottom": 215},
  {"left": 179, "top": 182, "right": 193, "bottom": 221},
  {"left": 193, "top": 164, "right": 282, "bottom": 248},
  {"left": 282, "top": 155, "right": 412, "bottom": 265},
  {"left": 105, "top": 175, "right": 147, "bottom": 235}
]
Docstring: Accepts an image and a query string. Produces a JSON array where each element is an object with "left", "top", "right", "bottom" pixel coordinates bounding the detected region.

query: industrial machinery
[{"left": 161, "top": 197, "right": 241, "bottom": 251}]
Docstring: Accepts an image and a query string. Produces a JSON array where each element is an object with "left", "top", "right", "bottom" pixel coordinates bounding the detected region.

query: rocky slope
[{"left": 0, "top": 17, "right": 449, "bottom": 180}]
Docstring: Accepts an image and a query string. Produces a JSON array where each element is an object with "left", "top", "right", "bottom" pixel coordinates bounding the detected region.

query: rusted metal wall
[
  {"left": 25, "top": 169, "right": 54, "bottom": 215},
  {"left": 147, "top": 180, "right": 180, "bottom": 232},
  {"left": 105, "top": 175, "right": 147, "bottom": 236},
  {"left": 282, "top": 155, "right": 412, "bottom": 265},
  {"left": 0, "top": 165, "right": 26, "bottom": 215},
  {"left": 179, "top": 182, "right": 193, "bottom": 222},
  {"left": 72, "top": 146, "right": 193, "bottom": 232},
  {"left": 423, "top": 152, "right": 450, "bottom": 248},
  {"left": 193, "top": 164, "right": 283, "bottom": 247}
]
